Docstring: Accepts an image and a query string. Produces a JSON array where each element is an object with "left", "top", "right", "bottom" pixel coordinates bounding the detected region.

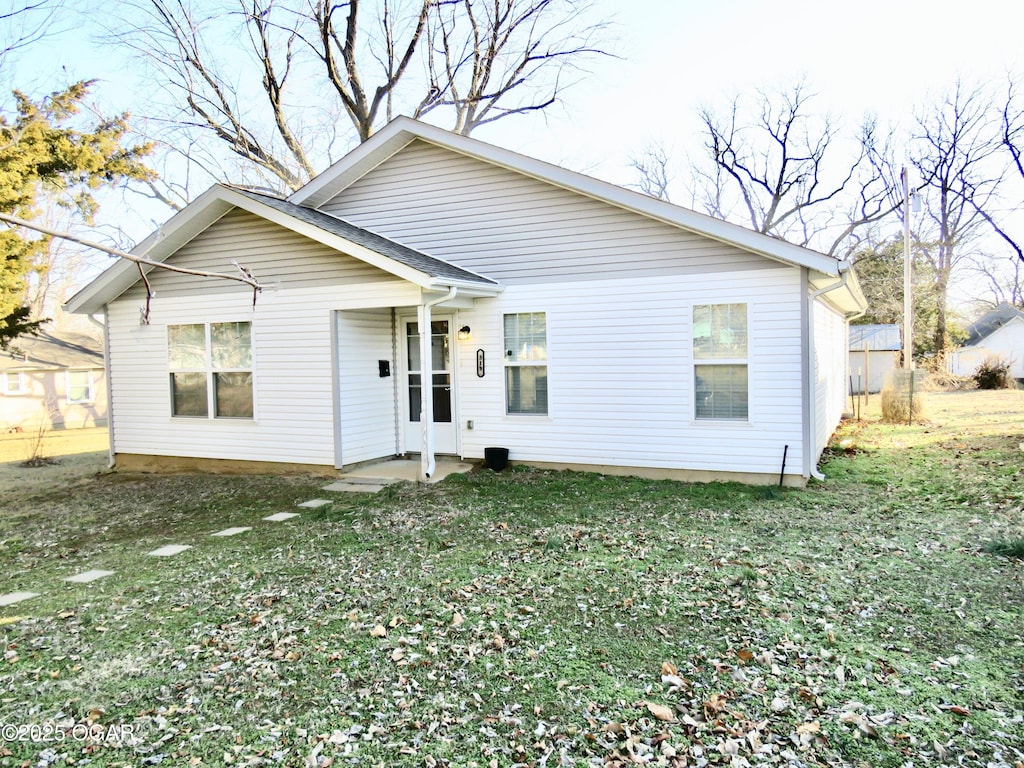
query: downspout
[
  {"left": 805, "top": 263, "right": 857, "bottom": 481},
  {"left": 418, "top": 287, "right": 458, "bottom": 481},
  {"left": 87, "top": 311, "right": 116, "bottom": 470}
]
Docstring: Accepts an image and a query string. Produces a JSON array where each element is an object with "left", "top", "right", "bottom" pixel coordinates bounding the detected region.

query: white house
[
  {"left": 948, "top": 303, "right": 1024, "bottom": 381},
  {"left": 1, "top": 329, "right": 107, "bottom": 432},
  {"left": 848, "top": 324, "right": 900, "bottom": 395},
  {"left": 66, "top": 118, "right": 865, "bottom": 485}
]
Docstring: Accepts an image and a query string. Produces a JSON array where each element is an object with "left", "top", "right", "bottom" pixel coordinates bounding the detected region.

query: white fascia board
[
  {"left": 65, "top": 183, "right": 463, "bottom": 314},
  {"left": 220, "top": 188, "right": 435, "bottom": 287},
  {"left": 290, "top": 116, "right": 843, "bottom": 274},
  {"left": 65, "top": 186, "right": 236, "bottom": 314}
]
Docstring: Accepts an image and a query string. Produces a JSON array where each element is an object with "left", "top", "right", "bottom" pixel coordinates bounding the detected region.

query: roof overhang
[
  {"left": 290, "top": 116, "right": 847, "bottom": 276},
  {"left": 809, "top": 261, "right": 868, "bottom": 317},
  {"left": 65, "top": 184, "right": 500, "bottom": 315}
]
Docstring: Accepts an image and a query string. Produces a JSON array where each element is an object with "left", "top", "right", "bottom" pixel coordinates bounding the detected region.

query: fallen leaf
[
  {"left": 451, "top": 613, "right": 465, "bottom": 627},
  {"left": 796, "top": 721, "right": 821, "bottom": 734},
  {"left": 370, "top": 624, "right": 387, "bottom": 638},
  {"left": 646, "top": 702, "right": 676, "bottom": 722},
  {"left": 660, "top": 661, "right": 678, "bottom": 676}
]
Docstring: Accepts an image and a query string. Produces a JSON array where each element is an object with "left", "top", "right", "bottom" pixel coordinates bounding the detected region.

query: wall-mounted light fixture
[{"left": 458, "top": 325, "right": 471, "bottom": 341}]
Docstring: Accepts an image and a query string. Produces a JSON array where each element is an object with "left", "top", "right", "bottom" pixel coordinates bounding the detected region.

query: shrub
[
  {"left": 982, "top": 538, "right": 1024, "bottom": 559},
  {"left": 973, "top": 356, "right": 1013, "bottom": 390}
]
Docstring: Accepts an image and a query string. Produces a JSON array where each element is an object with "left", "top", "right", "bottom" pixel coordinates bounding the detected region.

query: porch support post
[
  {"left": 417, "top": 287, "right": 458, "bottom": 481},
  {"left": 417, "top": 302, "right": 435, "bottom": 481}
]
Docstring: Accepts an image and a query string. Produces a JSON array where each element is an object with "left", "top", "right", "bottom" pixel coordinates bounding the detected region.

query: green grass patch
[{"left": 1, "top": 391, "right": 1023, "bottom": 767}]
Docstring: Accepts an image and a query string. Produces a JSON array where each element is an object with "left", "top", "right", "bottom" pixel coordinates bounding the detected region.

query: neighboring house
[
  {"left": 0, "top": 329, "right": 107, "bottom": 431},
  {"left": 66, "top": 117, "right": 865, "bottom": 485},
  {"left": 948, "top": 303, "right": 1024, "bottom": 380},
  {"left": 848, "top": 324, "right": 901, "bottom": 394}
]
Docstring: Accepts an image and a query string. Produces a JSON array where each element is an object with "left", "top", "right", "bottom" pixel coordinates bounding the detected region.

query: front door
[{"left": 403, "top": 316, "right": 457, "bottom": 454}]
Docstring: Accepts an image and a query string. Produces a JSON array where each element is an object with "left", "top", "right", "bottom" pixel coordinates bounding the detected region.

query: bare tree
[
  {"left": 0, "top": 1, "right": 65, "bottom": 69},
  {"left": 105, "top": 0, "right": 608, "bottom": 198},
  {"left": 628, "top": 141, "right": 672, "bottom": 202},
  {"left": 909, "top": 80, "right": 1009, "bottom": 356},
  {"left": 417, "top": 0, "right": 606, "bottom": 135},
  {"left": 683, "top": 82, "right": 901, "bottom": 256}
]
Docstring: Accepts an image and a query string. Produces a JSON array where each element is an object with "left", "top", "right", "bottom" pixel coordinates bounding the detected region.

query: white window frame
[
  {"left": 65, "top": 370, "right": 95, "bottom": 404},
  {"left": 168, "top": 321, "right": 254, "bottom": 420},
  {"left": 3, "top": 372, "right": 28, "bottom": 395},
  {"left": 693, "top": 303, "right": 749, "bottom": 422},
  {"left": 503, "top": 311, "right": 549, "bottom": 416}
]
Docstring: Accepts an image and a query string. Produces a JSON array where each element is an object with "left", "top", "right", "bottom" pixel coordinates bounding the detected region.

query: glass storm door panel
[{"left": 404, "top": 318, "right": 457, "bottom": 454}]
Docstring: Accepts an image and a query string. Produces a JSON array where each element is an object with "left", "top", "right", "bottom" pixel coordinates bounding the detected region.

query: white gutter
[
  {"left": 805, "top": 263, "right": 857, "bottom": 481},
  {"left": 418, "top": 287, "right": 458, "bottom": 480},
  {"left": 88, "top": 311, "right": 116, "bottom": 470}
]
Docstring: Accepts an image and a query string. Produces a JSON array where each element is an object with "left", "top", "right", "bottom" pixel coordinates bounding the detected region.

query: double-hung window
[
  {"left": 66, "top": 370, "right": 94, "bottom": 404},
  {"left": 504, "top": 312, "right": 548, "bottom": 415},
  {"left": 3, "top": 372, "right": 27, "bottom": 395},
  {"left": 693, "top": 303, "right": 748, "bottom": 420},
  {"left": 168, "top": 322, "right": 253, "bottom": 419}
]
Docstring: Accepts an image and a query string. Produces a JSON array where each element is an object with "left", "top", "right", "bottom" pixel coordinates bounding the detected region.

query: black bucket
[{"left": 484, "top": 447, "right": 509, "bottom": 472}]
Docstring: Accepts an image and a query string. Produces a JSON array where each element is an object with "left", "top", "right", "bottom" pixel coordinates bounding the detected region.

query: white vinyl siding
[
  {"left": 813, "top": 299, "right": 848, "bottom": 456},
  {"left": 336, "top": 308, "right": 398, "bottom": 465},
  {"left": 321, "top": 140, "right": 786, "bottom": 284},
  {"left": 106, "top": 280, "right": 421, "bottom": 467},
  {"left": 124, "top": 208, "right": 404, "bottom": 300},
  {"left": 455, "top": 267, "right": 805, "bottom": 477}
]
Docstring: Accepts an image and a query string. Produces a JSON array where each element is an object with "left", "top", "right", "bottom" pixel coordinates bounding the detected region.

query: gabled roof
[
  {"left": 289, "top": 117, "right": 861, "bottom": 289},
  {"left": 65, "top": 184, "right": 498, "bottom": 315},
  {"left": 1, "top": 329, "right": 103, "bottom": 371},
  {"left": 849, "top": 324, "right": 901, "bottom": 351},
  {"left": 964, "top": 303, "right": 1024, "bottom": 346}
]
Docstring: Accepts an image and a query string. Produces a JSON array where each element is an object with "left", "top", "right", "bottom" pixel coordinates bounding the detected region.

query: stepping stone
[
  {"left": 0, "top": 591, "right": 39, "bottom": 607},
  {"left": 263, "top": 512, "right": 299, "bottom": 522},
  {"left": 147, "top": 544, "right": 192, "bottom": 557},
  {"left": 210, "top": 527, "right": 252, "bottom": 537},
  {"left": 323, "top": 481, "right": 386, "bottom": 493},
  {"left": 298, "top": 499, "right": 332, "bottom": 508},
  {"left": 65, "top": 569, "right": 115, "bottom": 584}
]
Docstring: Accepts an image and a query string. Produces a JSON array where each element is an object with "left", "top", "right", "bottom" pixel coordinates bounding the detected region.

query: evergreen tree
[{"left": 0, "top": 80, "right": 152, "bottom": 347}]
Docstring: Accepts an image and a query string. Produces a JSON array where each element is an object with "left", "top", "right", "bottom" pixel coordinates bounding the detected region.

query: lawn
[{"left": 1, "top": 390, "right": 1022, "bottom": 768}]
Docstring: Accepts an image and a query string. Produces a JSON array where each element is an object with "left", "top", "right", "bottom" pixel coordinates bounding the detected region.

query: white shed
[
  {"left": 948, "top": 304, "right": 1024, "bottom": 380},
  {"left": 848, "top": 324, "right": 901, "bottom": 394},
  {"left": 66, "top": 118, "right": 866, "bottom": 485}
]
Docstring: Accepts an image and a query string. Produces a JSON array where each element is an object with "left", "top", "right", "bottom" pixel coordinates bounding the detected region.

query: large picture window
[
  {"left": 693, "top": 303, "right": 748, "bottom": 420},
  {"left": 169, "top": 322, "right": 253, "bottom": 419},
  {"left": 504, "top": 312, "right": 548, "bottom": 415}
]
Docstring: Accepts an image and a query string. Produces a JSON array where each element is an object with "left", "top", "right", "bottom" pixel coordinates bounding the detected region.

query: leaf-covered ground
[{"left": 1, "top": 390, "right": 1022, "bottom": 767}]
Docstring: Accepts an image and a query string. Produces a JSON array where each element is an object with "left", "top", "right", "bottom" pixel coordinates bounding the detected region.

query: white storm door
[{"left": 403, "top": 317, "right": 457, "bottom": 454}]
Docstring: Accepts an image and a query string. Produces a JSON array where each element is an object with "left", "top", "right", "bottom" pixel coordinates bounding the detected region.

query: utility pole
[{"left": 902, "top": 167, "right": 914, "bottom": 370}]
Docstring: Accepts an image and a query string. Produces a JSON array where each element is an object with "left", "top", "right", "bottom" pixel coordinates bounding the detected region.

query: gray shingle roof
[
  {"left": 235, "top": 189, "right": 497, "bottom": 286},
  {"left": 964, "top": 303, "right": 1024, "bottom": 346},
  {"left": 849, "top": 324, "right": 902, "bottom": 351},
  {"left": 1, "top": 330, "right": 104, "bottom": 371}
]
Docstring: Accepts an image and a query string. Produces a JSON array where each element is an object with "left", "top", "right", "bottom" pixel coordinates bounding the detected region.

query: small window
[
  {"left": 693, "top": 303, "right": 748, "bottom": 420},
  {"left": 3, "top": 372, "right": 27, "bottom": 395},
  {"left": 66, "top": 370, "right": 94, "bottom": 404},
  {"left": 504, "top": 312, "right": 548, "bottom": 415},
  {"left": 168, "top": 322, "right": 253, "bottom": 419}
]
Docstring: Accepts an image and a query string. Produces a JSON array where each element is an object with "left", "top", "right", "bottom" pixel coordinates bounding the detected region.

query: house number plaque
[{"left": 476, "top": 349, "right": 485, "bottom": 377}]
